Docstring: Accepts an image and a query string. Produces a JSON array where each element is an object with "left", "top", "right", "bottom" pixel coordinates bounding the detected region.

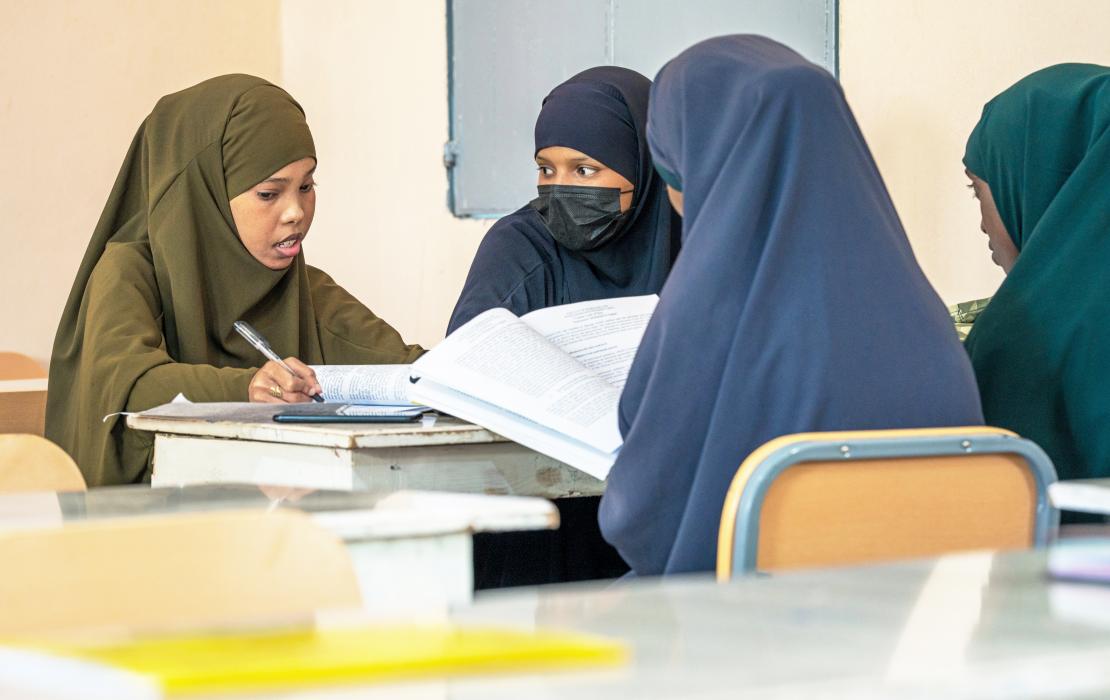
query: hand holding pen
[{"left": 234, "top": 320, "right": 326, "bottom": 403}]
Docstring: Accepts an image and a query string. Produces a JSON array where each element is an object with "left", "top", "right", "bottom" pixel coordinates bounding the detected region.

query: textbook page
[
  {"left": 311, "top": 365, "right": 415, "bottom": 405},
  {"left": 519, "top": 295, "right": 658, "bottom": 389},
  {"left": 410, "top": 378, "right": 616, "bottom": 480},
  {"left": 411, "top": 309, "right": 622, "bottom": 454}
]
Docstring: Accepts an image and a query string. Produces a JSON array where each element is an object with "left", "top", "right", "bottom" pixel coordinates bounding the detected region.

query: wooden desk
[
  {"left": 0, "top": 378, "right": 48, "bottom": 435},
  {"left": 0, "top": 484, "right": 557, "bottom": 614},
  {"left": 127, "top": 403, "right": 604, "bottom": 498}
]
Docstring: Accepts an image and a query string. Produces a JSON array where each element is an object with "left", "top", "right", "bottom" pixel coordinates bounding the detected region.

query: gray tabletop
[
  {"left": 233, "top": 546, "right": 1110, "bottom": 699},
  {"left": 0, "top": 483, "right": 558, "bottom": 539}
]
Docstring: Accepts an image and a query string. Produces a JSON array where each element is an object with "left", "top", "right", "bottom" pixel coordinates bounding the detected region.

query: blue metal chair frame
[{"left": 730, "top": 433, "right": 1059, "bottom": 577}]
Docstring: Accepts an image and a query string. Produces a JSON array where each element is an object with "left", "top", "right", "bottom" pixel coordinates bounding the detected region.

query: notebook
[{"left": 22, "top": 624, "right": 626, "bottom": 696}]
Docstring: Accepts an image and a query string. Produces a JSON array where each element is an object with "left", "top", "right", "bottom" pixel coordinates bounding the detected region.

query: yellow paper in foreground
[{"left": 33, "top": 624, "right": 627, "bottom": 696}]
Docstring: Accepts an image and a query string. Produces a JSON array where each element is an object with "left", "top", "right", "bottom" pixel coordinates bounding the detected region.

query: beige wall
[
  {"left": 2, "top": 0, "right": 282, "bottom": 365},
  {"left": 280, "top": 0, "right": 490, "bottom": 351},
  {"left": 840, "top": 0, "right": 1110, "bottom": 305},
  {"left": 6, "top": 1, "right": 1110, "bottom": 364}
]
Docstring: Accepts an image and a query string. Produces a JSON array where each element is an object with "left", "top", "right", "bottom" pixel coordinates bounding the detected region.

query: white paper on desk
[
  {"left": 0, "top": 648, "right": 158, "bottom": 700},
  {"left": 310, "top": 364, "right": 420, "bottom": 406},
  {"left": 1049, "top": 480, "right": 1110, "bottom": 514},
  {"left": 335, "top": 405, "right": 427, "bottom": 417}
]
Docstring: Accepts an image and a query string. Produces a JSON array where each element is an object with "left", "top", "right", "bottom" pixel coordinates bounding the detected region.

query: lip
[{"left": 274, "top": 233, "right": 303, "bottom": 258}]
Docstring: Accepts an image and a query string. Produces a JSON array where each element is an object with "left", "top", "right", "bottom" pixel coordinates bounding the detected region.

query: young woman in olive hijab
[
  {"left": 964, "top": 63, "right": 1110, "bottom": 483},
  {"left": 47, "top": 74, "right": 423, "bottom": 487}
]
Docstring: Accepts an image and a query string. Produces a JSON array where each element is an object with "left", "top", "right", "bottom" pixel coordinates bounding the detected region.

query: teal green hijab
[{"left": 964, "top": 63, "right": 1110, "bottom": 480}]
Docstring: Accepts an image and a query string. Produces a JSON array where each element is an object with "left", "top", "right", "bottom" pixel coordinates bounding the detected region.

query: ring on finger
[{"left": 268, "top": 385, "right": 284, "bottom": 399}]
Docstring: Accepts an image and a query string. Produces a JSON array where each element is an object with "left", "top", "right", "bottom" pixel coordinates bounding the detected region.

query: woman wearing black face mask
[
  {"left": 447, "top": 66, "right": 681, "bottom": 334},
  {"left": 450, "top": 66, "right": 681, "bottom": 590}
]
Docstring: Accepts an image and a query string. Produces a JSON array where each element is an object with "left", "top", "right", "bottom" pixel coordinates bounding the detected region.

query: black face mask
[{"left": 530, "top": 184, "right": 634, "bottom": 251}]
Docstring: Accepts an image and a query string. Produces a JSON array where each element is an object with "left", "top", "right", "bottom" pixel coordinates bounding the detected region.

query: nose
[
  {"left": 550, "top": 171, "right": 575, "bottom": 186},
  {"left": 282, "top": 201, "right": 304, "bottom": 226}
]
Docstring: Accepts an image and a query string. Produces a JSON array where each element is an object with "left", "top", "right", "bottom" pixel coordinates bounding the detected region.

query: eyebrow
[
  {"left": 534, "top": 156, "right": 601, "bottom": 166},
  {"left": 261, "top": 166, "right": 317, "bottom": 185}
]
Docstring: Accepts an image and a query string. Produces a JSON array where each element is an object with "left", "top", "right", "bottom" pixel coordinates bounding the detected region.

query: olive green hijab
[
  {"left": 47, "top": 74, "right": 420, "bottom": 485},
  {"left": 963, "top": 63, "right": 1110, "bottom": 480}
]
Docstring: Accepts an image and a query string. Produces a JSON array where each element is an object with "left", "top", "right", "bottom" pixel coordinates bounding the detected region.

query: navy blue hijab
[
  {"left": 447, "top": 66, "right": 681, "bottom": 333},
  {"left": 599, "top": 36, "right": 984, "bottom": 576}
]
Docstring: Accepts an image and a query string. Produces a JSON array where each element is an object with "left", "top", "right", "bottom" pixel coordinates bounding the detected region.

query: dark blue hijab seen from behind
[
  {"left": 447, "top": 66, "right": 681, "bottom": 333},
  {"left": 599, "top": 36, "right": 984, "bottom": 576}
]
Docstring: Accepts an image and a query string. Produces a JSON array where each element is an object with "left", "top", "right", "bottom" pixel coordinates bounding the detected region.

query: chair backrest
[
  {"left": 0, "top": 353, "right": 46, "bottom": 381},
  {"left": 717, "top": 427, "right": 1058, "bottom": 580},
  {"left": 0, "top": 434, "right": 85, "bottom": 493},
  {"left": 0, "top": 354, "right": 49, "bottom": 435},
  {"left": 0, "top": 509, "right": 362, "bottom": 639},
  {"left": 0, "top": 378, "right": 48, "bottom": 436}
]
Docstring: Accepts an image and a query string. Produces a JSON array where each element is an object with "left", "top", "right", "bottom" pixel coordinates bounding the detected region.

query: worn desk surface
[
  {"left": 127, "top": 403, "right": 605, "bottom": 498},
  {"left": 126, "top": 403, "right": 507, "bottom": 450},
  {"left": 0, "top": 482, "right": 558, "bottom": 538}
]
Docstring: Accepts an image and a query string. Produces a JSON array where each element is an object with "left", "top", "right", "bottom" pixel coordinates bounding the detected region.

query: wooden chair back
[
  {"left": 717, "top": 427, "right": 1058, "bottom": 579},
  {"left": 0, "top": 509, "right": 362, "bottom": 638},
  {"left": 0, "top": 354, "right": 48, "bottom": 435},
  {"left": 0, "top": 434, "right": 85, "bottom": 493},
  {"left": 0, "top": 353, "right": 46, "bottom": 381}
]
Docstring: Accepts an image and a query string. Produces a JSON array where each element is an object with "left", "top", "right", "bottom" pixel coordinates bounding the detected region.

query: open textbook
[
  {"left": 310, "top": 364, "right": 417, "bottom": 406},
  {"left": 301, "top": 295, "right": 657, "bottom": 478},
  {"left": 409, "top": 294, "right": 659, "bottom": 480}
]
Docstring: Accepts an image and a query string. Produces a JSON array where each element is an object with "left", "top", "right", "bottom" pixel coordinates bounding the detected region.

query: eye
[
  {"left": 300, "top": 181, "right": 316, "bottom": 193},
  {"left": 537, "top": 165, "right": 554, "bottom": 176},
  {"left": 576, "top": 166, "right": 599, "bottom": 177},
  {"left": 256, "top": 190, "right": 279, "bottom": 202}
]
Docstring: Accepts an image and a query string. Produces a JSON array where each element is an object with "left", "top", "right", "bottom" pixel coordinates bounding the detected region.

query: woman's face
[
  {"left": 535, "top": 146, "right": 635, "bottom": 213},
  {"left": 230, "top": 157, "right": 317, "bottom": 270},
  {"left": 966, "top": 170, "right": 1018, "bottom": 274}
]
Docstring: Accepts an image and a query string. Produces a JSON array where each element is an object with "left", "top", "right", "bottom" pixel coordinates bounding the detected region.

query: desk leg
[{"left": 344, "top": 533, "right": 473, "bottom": 614}]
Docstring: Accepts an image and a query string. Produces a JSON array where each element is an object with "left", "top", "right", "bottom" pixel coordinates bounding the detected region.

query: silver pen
[{"left": 233, "top": 320, "right": 325, "bottom": 403}]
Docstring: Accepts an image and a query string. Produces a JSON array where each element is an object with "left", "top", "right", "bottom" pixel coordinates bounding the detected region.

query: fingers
[
  {"left": 248, "top": 367, "right": 286, "bottom": 403},
  {"left": 248, "top": 362, "right": 313, "bottom": 404},
  {"left": 283, "top": 357, "right": 323, "bottom": 399},
  {"left": 270, "top": 363, "right": 309, "bottom": 397}
]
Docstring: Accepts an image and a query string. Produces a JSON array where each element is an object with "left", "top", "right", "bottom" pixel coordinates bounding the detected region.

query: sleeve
[
  {"left": 78, "top": 245, "right": 256, "bottom": 484},
  {"left": 307, "top": 267, "right": 425, "bottom": 364},
  {"left": 102, "top": 281, "right": 255, "bottom": 412},
  {"left": 96, "top": 265, "right": 257, "bottom": 410},
  {"left": 447, "top": 219, "right": 556, "bottom": 334},
  {"left": 126, "top": 365, "right": 255, "bottom": 411},
  {"left": 1061, "top": 324, "right": 1110, "bottom": 479}
]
